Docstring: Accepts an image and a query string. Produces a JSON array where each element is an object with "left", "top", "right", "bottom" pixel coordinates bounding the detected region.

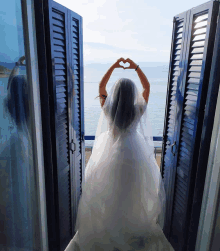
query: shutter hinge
[{"left": 69, "top": 139, "right": 76, "bottom": 154}]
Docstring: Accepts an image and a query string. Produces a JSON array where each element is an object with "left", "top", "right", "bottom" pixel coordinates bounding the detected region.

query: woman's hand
[
  {"left": 123, "top": 58, "right": 138, "bottom": 70},
  {"left": 112, "top": 57, "right": 126, "bottom": 69}
]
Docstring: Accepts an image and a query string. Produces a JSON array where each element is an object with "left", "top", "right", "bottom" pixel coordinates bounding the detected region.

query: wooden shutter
[
  {"left": 161, "top": 1, "right": 219, "bottom": 251},
  {"left": 186, "top": 5, "right": 220, "bottom": 250},
  {"left": 69, "top": 9, "right": 85, "bottom": 230},
  {"left": 40, "top": 1, "right": 85, "bottom": 250},
  {"left": 50, "top": 4, "right": 72, "bottom": 250},
  {"left": 160, "top": 9, "right": 188, "bottom": 239}
]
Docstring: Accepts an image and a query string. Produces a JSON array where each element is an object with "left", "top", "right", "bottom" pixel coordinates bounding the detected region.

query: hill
[{"left": 0, "top": 65, "right": 11, "bottom": 75}]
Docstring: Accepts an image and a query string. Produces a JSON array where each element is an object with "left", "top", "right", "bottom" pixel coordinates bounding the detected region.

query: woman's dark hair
[
  {"left": 109, "top": 78, "right": 136, "bottom": 131},
  {"left": 4, "top": 74, "right": 30, "bottom": 129}
]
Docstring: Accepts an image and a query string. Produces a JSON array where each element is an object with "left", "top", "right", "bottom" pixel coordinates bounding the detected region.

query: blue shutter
[
  {"left": 50, "top": 3, "right": 72, "bottom": 250},
  {"left": 161, "top": 1, "right": 219, "bottom": 251},
  {"left": 186, "top": 4, "right": 220, "bottom": 249},
  {"left": 161, "top": 9, "right": 188, "bottom": 241},
  {"left": 69, "top": 8, "right": 85, "bottom": 232},
  {"left": 41, "top": 1, "right": 85, "bottom": 250}
]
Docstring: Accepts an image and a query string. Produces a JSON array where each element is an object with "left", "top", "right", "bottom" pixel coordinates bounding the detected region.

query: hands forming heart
[
  {"left": 113, "top": 57, "right": 138, "bottom": 70},
  {"left": 98, "top": 57, "right": 140, "bottom": 104}
]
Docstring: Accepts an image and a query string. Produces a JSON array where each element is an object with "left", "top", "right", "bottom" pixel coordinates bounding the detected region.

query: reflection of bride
[
  {"left": 0, "top": 56, "right": 40, "bottom": 250},
  {"left": 66, "top": 58, "right": 174, "bottom": 251}
]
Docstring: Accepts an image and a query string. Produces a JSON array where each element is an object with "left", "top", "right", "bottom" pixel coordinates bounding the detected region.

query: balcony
[{"left": 85, "top": 135, "right": 163, "bottom": 168}]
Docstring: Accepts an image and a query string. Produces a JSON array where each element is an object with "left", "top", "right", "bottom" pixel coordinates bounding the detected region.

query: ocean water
[{"left": 84, "top": 62, "right": 169, "bottom": 147}]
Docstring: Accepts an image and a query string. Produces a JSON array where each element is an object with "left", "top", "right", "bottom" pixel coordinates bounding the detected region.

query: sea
[{"left": 84, "top": 62, "right": 169, "bottom": 148}]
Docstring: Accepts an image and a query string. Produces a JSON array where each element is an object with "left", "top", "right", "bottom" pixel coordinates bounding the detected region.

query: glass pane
[{"left": 0, "top": 0, "right": 41, "bottom": 250}]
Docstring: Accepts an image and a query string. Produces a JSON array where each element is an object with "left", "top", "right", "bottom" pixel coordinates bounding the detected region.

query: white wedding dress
[{"left": 65, "top": 79, "right": 174, "bottom": 251}]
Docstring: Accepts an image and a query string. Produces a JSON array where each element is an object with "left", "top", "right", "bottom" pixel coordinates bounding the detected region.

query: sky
[{"left": 54, "top": 0, "right": 207, "bottom": 64}]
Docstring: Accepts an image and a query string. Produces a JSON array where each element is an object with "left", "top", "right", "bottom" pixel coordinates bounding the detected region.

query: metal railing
[{"left": 85, "top": 136, "right": 163, "bottom": 158}]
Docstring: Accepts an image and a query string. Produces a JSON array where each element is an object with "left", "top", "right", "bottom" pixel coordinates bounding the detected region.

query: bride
[{"left": 65, "top": 58, "right": 174, "bottom": 251}]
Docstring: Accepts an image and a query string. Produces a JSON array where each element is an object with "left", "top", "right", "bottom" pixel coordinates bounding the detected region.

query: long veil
[{"left": 75, "top": 79, "right": 166, "bottom": 251}]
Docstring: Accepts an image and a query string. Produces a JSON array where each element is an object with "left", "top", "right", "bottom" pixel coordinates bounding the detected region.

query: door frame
[{"left": 21, "top": 0, "right": 49, "bottom": 250}]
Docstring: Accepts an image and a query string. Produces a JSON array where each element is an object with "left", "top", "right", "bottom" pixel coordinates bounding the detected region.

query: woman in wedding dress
[{"left": 65, "top": 58, "right": 174, "bottom": 251}]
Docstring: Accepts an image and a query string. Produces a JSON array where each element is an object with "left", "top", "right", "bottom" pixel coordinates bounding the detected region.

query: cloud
[
  {"left": 54, "top": 0, "right": 179, "bottom": 63},
  {"left": 83, "top": 42, "right": 169, "bottom": 63}
]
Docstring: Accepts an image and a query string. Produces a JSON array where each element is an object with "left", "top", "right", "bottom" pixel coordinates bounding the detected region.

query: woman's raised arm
[
  {"left": 99, "top": 65, "right": 114, "bottom": 107},
  {"left": 136, "top": 66, "right": 150, "bottom": 104},
  {"left": 98, "top": 58, "right": 125, "bottom": 107}
]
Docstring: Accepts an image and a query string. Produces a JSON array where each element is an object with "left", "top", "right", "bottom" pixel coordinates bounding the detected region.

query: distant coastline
[
  {"left": 0, "top": 65, "right": 11, "bottom": 78},
  {"left": 0, "top": 74, "right": 10, "bottom": 78}
]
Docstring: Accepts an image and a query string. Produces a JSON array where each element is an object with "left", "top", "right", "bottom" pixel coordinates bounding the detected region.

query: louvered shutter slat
[
  {"left": 175, "top": 188, "right": 186, "bottom": 204},
  {"left": 56, "top": 86, "right": 66, "bottom": 93},
  {"left": 188, "top": 72, "right": 201, "bottom": 78},
  {"left": 55, "top": 58, "right": 65, "bottom": 64},
  {"left": 52, "top": 18, "right": 64, "bottom": 28},
  {"left": 194, "top": 27, "right": 207, "bottom": 35},
  {"left": 187, "top": 83, "right": 199, "bottom": 90},
  {"left": 177, "top": 165, "right": 189, "bottom": 178},
  {"left": 72, "top": 32, "right": 78, "bottom": 39},
  {"left": 54, "top": 51, "right": 65, "bottom": 58},
  {"left": 53, "top": 25, "right": 65, "bottom": 34},
  {"left": 183, "top": 118, "right": 194, "bottom": 128},
  {"left": 54, "top": 38, "right": 65, "bottom": 46},
  {"left": 188, "top": 77, "right": 200, "bottom": 84},
  {"left": 54, "top": 45, "right": 65, "bottom": 52},
  {"left": 194, "top": 20, "right": 208, "bottom": 29},
  {"left": 53, "top": 32, "right": 65, "bottom": 40},
  {"left": 183, "top": 121, "right": 194, "bottom": 130},
  {"left": 52, "top": 10, "right": 64, "bottom": 21},
  {"left": 55, "top": 64, "right": 65, "bottom": 71},
  {"left": 189, "top": 66, "right": 202, "bottom": 72}
]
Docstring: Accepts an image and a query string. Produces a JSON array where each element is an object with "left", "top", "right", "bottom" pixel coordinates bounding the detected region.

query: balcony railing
[{"left": 85, "top": 135, "right": 163, "bottom": 158}]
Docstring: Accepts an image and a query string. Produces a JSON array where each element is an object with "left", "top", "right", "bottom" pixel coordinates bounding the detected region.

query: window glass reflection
[{"left": 0, "top": 1, "right": 41, "bottom": 250}]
